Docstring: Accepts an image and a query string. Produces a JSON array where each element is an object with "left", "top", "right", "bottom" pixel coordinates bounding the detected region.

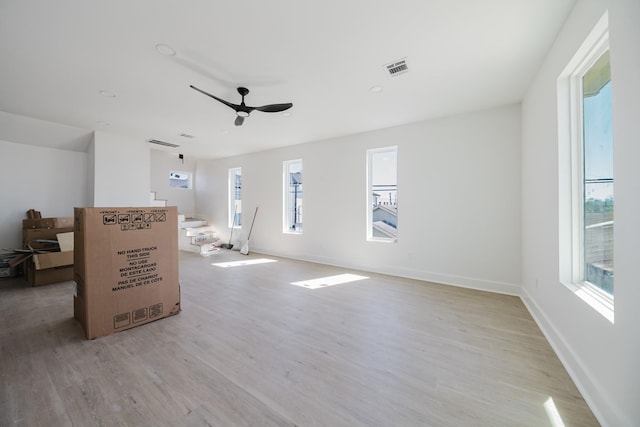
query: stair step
[
  {"left": 192, "top": 232, "right": 216, "bottom": 243},
  {"left": 185, "top": 225, "right": 216, "bottom": 236},
  {"left": 193, "top": 239, "right": 221, "bottom": 255},
  {"left": 180, "top": 218, "right": 208, "bottom": 228}
]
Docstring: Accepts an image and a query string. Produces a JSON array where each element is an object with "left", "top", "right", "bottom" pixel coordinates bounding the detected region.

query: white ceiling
[{"left": 0, "top": 0, "right": 575, "bottom": 159}]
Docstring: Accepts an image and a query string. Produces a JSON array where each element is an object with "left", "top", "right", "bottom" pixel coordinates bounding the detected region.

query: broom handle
[
  {"left": 228, "top": 203, "right": 238, "bottom": 244},
  {"left": 246, "top": 206, "right": 259, "bottom": 241}
]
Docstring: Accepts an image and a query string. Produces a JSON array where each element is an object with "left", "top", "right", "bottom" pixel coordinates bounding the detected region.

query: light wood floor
[{"left": 1, "top": 251, "right": 598, "bottom": 426}]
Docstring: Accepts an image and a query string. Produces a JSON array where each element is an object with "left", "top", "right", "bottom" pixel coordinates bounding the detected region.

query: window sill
[
  {"left": 563, "top": 280, "right": 614, "bottom": 323},
  {"left": 367, "top": 238, "right": 397, "bottom": 243}
]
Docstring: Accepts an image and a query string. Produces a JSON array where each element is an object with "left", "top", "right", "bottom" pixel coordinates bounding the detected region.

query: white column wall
[{"left": 91, "top": 131, "right": 151, "bottom": 207}]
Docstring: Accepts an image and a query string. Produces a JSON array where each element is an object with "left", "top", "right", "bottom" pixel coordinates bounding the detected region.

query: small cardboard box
[
  {"left": 23, "top": 217, "right": 74, "bottom": 229},
  {"left": 26, "top": 262, "right": 74, "bottom": 286},
  {"left": 23, "top": 227, "right": 74, "bottom": 250},
  {"left": 73, "top": 206, "right": 180, "bottom": 339},
  {"left": 22, "top": 231, "right": 75, "bottom": 286},
  {"left": 33, "top": 251, "right": 74, "bottom": 270}
]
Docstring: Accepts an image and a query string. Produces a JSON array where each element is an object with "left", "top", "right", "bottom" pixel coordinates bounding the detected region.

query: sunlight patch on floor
[
  {"left": 544, "top": 397, "right": 566, "bottom": 427},
  {"left": 212, "top": 258, "right": 277, "bottom": 268},
  {"left": 290, "top": 273, "right": 369, "bottom": 290}
]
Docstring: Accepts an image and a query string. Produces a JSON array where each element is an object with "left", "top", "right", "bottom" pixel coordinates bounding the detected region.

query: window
[
  {"left": 582, "top": 51, "right": 613, "bottom": 294},
  {"left": 169, "top": 171, "right": 191, "bottom": 189},
  {"left": 228, "top": 167, "right": 242, "bottom": 228},
  {"left": 367, "top": 146, "right": 397, "bottom": 242},
  {"left": 558, "top": 12, "right": 613, "bottom": 321},
  {"left": 283, "top": 159, "right": 302, "bottom": 233}
]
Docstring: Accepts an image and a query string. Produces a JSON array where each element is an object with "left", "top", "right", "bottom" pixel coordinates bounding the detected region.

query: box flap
[{"left": 57, "top": 232, "right": 74, "bottom": 252}]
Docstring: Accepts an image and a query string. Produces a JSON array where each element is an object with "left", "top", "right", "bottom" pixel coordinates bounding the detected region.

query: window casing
[
  {"left": 169, "top": 171, "right": 191, "bottom": 189},
  {"left": 283, "top": 159, "right": 302, "bottom": 233},
  {"left": 366, "top": 146, "right": 397, "bottom": 242},
  {"left": 228, "top": 167, "right": 242, "bottom": 228},
  {"left": 558, "top": 12, "right": 613, "bottom": 321}
]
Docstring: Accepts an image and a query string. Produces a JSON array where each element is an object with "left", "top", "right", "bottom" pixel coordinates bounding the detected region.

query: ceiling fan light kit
[{"left": 190, "top": 85, "right": 293, "bottom": 126}]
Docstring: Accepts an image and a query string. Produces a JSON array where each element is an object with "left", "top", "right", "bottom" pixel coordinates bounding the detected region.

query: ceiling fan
[{"left": 190, "top": 85, "right": 293, "bottom": 126}]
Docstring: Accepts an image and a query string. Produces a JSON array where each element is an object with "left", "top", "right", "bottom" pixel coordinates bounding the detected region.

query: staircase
[
  {"left": 150, "top": 191, "right": 168, "bottom": 207},
  {"left": 150, "top": 192, "right": 220, "bottom": 255},
  {"left": 178, "top": 215, "right": 220, "bottom": 255}
]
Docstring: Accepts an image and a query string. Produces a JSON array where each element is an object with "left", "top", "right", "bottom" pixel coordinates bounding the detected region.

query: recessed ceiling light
[
  {"left": 179, "top": 133, "right": 195, "bottom": 139},
  {"left": 282, "top": 112, "right": 292, "bottom": 117},
  {"left": 222, "top": 130, "right": 230, "bottom": 134},
  {"left": 155, "top": 43, "right": 176, "bottom": 56},
  {"left": 99, "top": 90, "right": 116, "bottom": 98},
  {"left": 370, "top": 85, "right": 383, "bottom": 93}
]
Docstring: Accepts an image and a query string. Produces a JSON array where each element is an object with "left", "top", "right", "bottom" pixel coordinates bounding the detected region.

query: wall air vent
[
  {"left": 383, "top": 58, "right": 409, "bottom": 77},
  {"left": 148, "top": 139, "right": 180, "bottom": 148}
]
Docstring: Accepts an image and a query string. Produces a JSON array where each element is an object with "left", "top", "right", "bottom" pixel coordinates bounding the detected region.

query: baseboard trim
[
  {"left": 520, "top": 287, "right": 617, "bottom": 427},
  {"left": 252, "top": 247, "right": 520, "bottom": 296}
]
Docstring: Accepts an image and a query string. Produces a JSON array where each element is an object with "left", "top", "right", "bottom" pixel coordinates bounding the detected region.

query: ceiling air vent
[
  {"left": 383, "top": 58, "right": 409, "bottom": 77},
  {"left": 148, "top": 139, "right": 180, "bottom": 148}
]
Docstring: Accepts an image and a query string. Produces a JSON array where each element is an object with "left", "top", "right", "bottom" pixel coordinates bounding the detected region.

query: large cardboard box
[{"left": 73, "top": 207, "right": 180, "bottom": 339}]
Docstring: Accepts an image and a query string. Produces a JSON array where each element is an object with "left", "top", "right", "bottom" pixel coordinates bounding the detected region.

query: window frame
[
  {"left": 169, "top": 170, "right": 192, "bottom": 189},
  {"left": 366, "top": 146, "right": 398, "bottom": 243},
  {"left": 283, "top": 159, "right": 303, "bottom": 234},
  {"left": 557, "top": 11, "right": 614, "bottom": 322},
  {"left": 228, "top": 167, "right": 242, "bottom": 229}
]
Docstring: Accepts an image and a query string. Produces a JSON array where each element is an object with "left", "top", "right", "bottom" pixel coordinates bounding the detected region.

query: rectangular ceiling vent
[
  {"left": 148, "top": 139, "right": 180, "bottom": 148},
  {"left": 383, "top": 58, "right": 409, "bottom": 77}
]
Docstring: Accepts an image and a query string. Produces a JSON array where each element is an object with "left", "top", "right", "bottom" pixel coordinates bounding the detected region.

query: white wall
[
  {"left": 91, "top": 131, "right": 151, "bottom": 207},
  {"left": 0, "top": 140, "right": 88, "bottom": 248},
  {"left": 521, "top": 1, "right": 640, "bottom": 426},
  {"left": 150, "top": 149, "right": 196, "bottom": 216},
  {"left": 197, "top": 104, "right": 521, "bottom": 295}
]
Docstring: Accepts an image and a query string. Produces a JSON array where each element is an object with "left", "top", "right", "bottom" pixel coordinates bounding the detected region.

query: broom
[
  {"left": 240, "top": 206, "right": 259, "bottom": 255},
  {"left": 221, "top": 204, "right": 237, "bottom": 249}
]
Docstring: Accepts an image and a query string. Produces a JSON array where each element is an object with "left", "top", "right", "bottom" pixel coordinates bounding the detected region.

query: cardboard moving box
[
  {"left": 74, "top": 206, "right": 181, "bottom": 339},
  {"left": 33, "top": 251, "right": 74, "bottom": 270},
  {"left": 27, "top": 263, "right": 74, "bottom": 286},
  {"left": 23, "top": 217, "right": 74, "bottom": 229},
  {"left": 22, "top": 227, "right": 75, "bottom": 287}
]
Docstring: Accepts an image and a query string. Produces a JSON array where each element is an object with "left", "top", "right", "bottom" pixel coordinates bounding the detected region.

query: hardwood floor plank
[{"left": 0, "top": 251, "right": 598, "bottom": 426}]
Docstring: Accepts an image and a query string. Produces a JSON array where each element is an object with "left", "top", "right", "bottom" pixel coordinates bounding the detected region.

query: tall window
[
  {"left": 558, "top": 12, "right": 613, "bottom": 320},
  {"left": 228, "top": 167, "right": 242, "bottom": 228},
  {"left": 283, "top": 159, "right": 302, "bottom": 233},
  {"left": 367, "top": 146, "right": 397, "bottom": 242},
  {"left": 582, "top": 51, "right": 613, "bottom": 294}
]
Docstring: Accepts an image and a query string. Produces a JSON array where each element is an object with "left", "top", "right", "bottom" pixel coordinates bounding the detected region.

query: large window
[
  {"left": 558, "top": 12, "right": 613, "bottom": 320},
  {"left": 367, "top": 146, "right": 397, "bottom": 242},
  {"left": 283, "top": 159, "right": 303, "bottom": 233},
  {"left": 228, "top": 167, "right": 242, "bottom": 228}
]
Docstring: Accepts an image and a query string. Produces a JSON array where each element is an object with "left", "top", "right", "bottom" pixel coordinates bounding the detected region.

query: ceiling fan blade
[
  {"left": 235, "top": 116, "right": 245, "bottom": 126},
  {"left": 190, "top": 85, "right": 240, "bottom": 111},
  {"left": 254, "top": 103, "right": 293, "bottom": 113}
]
